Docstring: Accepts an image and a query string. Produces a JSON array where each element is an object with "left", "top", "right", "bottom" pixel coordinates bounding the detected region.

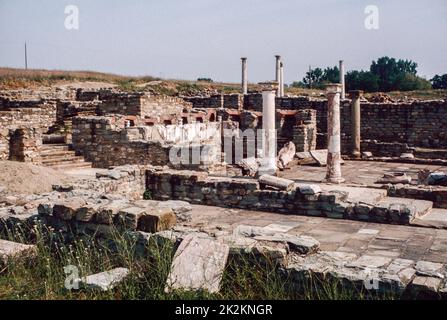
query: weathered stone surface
[
  {"left": 310, "top": 149, "right": 328, "bottom": 166},
  {"left": 277, "top": 141, "right": 296, "bottom": 170},
  {"left": 258, "top": 175, "right": 295, "bottom": 191},
  {"left": 166, "top": 234, "right": 229, "bottom": 293},
  {"left": 233, "top": 225, "right": 277, "bottom": 237},
  {"left": 0, "top": 239, "right": 37, "bottom": 264},
  {"left": 76, "top": 202, "right": 105, "bottom": 222},
  {"left": 158, "top": 200, "right": 192, "bottom": 223},
  {"left": 53, "top": 198, "right": 87, "bottom": 220},
  {"left": 78, "top": 267, "right": 130, "bottom": 291},
  {"left": 415, "top": 261, "right": 445, "bottom": 278},
  {"left": 116, "top": 206, "right": 148, "bottom": 230},
  {"left": 298, "top": 184, "right": 322, "bottom": 195},
  {"left": 254, "top": 234, "right": 320, "bottom": 255},
  {"left": 137, "top": 207, "right": 176, "bottom": 233},
  {"left": 96, "top": 200, "right": 129, "bottom": 225}
]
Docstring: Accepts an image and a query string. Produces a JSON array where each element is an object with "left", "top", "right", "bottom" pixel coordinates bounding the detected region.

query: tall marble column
[
  {"left": 258, "top": 89, "right": 277, "bottom": 175},
  {"left": 325, "top": 83, "right": 345, "bottom": 184},
  {"left": 275, "top": 55, "right": 281, "bottom": 97},
  {"left": 350, "top": 90, "right": 362, "bottom": 158},
  {"left": 339, "top": 60, "right": 345, "bottom": 100},
  {"left": 279, "top": 62, "right": 284, "bottom": 97},
  {"left": 241, "top": 57, "right": 248, "bottom": 94}
]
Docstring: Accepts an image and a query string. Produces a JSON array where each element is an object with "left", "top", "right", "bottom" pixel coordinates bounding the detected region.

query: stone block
[
  {"left": 137, "top": 207, "right": 176, "bottom": 233},
  {"left": 166, "top": 234, "right": 229, "bottom": 293}
]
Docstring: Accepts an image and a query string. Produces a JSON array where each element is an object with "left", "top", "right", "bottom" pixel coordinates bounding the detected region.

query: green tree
[
  {"left": 431, "top": 74, "right": 447, "bottom": 89},
  {"left": 345, "top": 70, "right": 379, "bottom": 92},
  {"left": 370, "top": 56, "right": 423, "bottom": 91},
  {"left": 302, "top": 68, "right": 324, "bottom": 88}
]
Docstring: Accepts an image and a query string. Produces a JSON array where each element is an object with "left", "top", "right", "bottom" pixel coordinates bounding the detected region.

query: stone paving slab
[
  {"left": 186, "top": 204, "right": 447, "bottom": 296},
  {"left": 278, "top": 160, "right": 447, "bottom": 186},
  {"left": 186, "top": 204, "right": 447, "bottom": 266}
]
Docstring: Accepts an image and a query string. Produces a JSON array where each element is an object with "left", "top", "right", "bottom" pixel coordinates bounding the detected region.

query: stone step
[
  {"left": 49, "top": 161, "right": 92, "bottom": 170},
  {"left": 40, "top": 144, "right": 70, "bottom": 151},
  {"left": 411, "top": 208, "right": 447, "bottom": 229},
  {"left": 40, "top": 150, "right": 77, "bottom": 158},
  {"left": 41, "top": 155, "right": 85, "bottom": 163},
  {"left": 375, "top": 197, "right": 433, "bottom": 222}
]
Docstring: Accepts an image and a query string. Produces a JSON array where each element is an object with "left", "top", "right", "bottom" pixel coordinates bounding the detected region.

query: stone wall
[
  {"left": 72, "top": 116, "right": 221, "bottom": 170},
  {"left": 293, "top": 110, "right": 317, "bottom": 152},
  {"left": 145, "top": 169, "right": 416, "bottom": 224},
  {"left": 188, "top": 94, "right": 447, "bottom": 151},
  {"left": 0, "top": 103, "right": 56, "bottom": 160},
  {"left": 99, "top": 93, "right": 193, "bottom": 122},
  {"left": 8, "top": 127, "right": 42, "bottom": 164},
  {"left": 72, "top": 116, "right": 170, "bottom": 168}
]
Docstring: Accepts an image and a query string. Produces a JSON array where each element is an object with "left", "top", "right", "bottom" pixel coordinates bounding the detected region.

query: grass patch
[{"left": 0, "top": 224, "right": 403, "bottom": 300}]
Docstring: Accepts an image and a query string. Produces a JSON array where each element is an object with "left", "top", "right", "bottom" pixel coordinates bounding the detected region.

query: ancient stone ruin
[{"left": 1, "top": 65, "right": 447, "bottom": 299}]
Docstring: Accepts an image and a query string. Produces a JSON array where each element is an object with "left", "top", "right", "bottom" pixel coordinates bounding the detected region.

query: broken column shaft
[
  {"left": 325, "top": 83, "right": 345, "bottom": 184},
  {"left": 258, "top": 89, "right": 277, "bottom": 175},
  {"left": 350, "top": 90, "right": 362, "bottom": 158},
  {"left": 275, "top": 55, "right": 281, "bottom": 97},
  {"left": 339, "top": 60, "right": 345, "bottom": 100},
  {"left": 241, "top": 57, "right": 248, "bottom": 94},
  {"left": 279, "top": 62, "right": 284, "bottom": 97}
]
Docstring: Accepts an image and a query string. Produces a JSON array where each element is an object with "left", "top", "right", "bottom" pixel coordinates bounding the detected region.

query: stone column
[
  {"left": 325, "top": 84, "right": 344, "bottom": 184},
  {"left": 258, "top": 89, "right": 277, "bottom": 175},
  {"left": 241, "top": 57, "right": 248, "bottom": 94},
  {"left": 339, "top": 60, "right": 345, "bottom": 100},
  {"left": 279, "top": 62, "right": 284, "bottom": 97},
  {"left": 275, "top": 55, "right": 281, "bottom": 97},
  {"left": 350, "top": 90, "right": 362, "bottom": 158}
]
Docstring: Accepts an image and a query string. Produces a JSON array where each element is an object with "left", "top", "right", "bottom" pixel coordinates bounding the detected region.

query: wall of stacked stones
[
  {"left": 145, "top": 169, "right": 416, "bottom": 224},
  {"left": 72, "top": 116, "right": 171, "bottom": 168},
  {"left": 72, "top": 116, "right": 219, "bottom": 170},
  {"left": 188, "top": 94, "right": 447, "bottom": 150},
  {"left": 0, "top": 103, "right": 56, "bottom": 160},
  {"left": 99, "top": 93, "right": 192, "bottom": 121}
]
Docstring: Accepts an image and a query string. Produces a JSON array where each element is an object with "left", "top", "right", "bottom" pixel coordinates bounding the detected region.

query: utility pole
[
  {"left": 309, "top": 65, "right": 312, "bottom": 89},
  {"left": 24, "top": 42, "right": 28, "bottom": 70}
]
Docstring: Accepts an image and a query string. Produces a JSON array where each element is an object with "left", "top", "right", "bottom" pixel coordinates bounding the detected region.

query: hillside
[{"left": 0, "top": 67, "right": 445, "bottom": 100}]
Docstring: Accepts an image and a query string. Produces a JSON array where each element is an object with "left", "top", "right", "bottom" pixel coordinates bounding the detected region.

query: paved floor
[
  {"left": 278, "top": 160, "right": 447, "bottom": 186},
  {"left": 187, "top": 205, "right": 447, "bottom": 264}
]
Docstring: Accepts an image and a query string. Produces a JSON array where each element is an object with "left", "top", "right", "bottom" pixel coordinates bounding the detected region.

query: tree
[
  {"left": 370, "top": 56, "right": 423, "bottom": 91},
  {"left": 345, "top": 70, "right": 379, "bottom": 92},
  {"left": 322, "top": 66, "right": 339, "bottom": 84},
  {"left": 431, "top": 74, "right": 447, "bottom": 89},
  {"left": 302, "top": 68, "right": 323, "bottom": 88}
]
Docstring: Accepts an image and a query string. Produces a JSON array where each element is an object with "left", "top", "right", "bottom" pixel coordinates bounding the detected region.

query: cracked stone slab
[
  {"left": 166, "top": 234, "right": 230, "bottom": 293},
  {"left": 346, "top": 255, "right": 393, "bottom": 269},
  {"left": 0, "top": 239, "right": 37, "bottom": 265},
  {"left": 415, "top": 261, "right": 445, "bottom": 279},
  {"left": 254, "top": 234, "right": 320, "bottom": 255},
  {"left": 78, "top": 268, "right": 130, "bottom": 291}
]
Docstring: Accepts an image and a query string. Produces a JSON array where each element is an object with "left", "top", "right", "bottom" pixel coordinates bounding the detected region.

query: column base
[
  {"left": 325, "top": 177, "right": 345, "bottom": 184},
  {"left": 351, "top": 151, "right": 361, "bottom": 159}
]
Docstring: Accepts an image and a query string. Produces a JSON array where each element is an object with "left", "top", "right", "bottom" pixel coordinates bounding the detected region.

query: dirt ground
[{"left": 0, "top": 161, "right": 76, "bottom": 195}]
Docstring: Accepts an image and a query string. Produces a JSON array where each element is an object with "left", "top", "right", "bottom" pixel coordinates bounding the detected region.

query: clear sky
[{"left": 1, "top": 0, "right": 446, "bottom": 83}]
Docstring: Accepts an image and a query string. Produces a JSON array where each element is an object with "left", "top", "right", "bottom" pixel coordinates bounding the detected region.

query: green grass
[{"left": 0, "top": 224, "right": 402, "bottom": 300}]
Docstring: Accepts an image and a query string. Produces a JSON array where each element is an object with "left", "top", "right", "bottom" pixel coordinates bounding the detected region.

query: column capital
[
  {"left": 259, "top": 81, "right": 279, "bottom": 91},
  {"left": 325, "top": 83, "right": 342, "bottom": 94},
  {"left": 349, "top": 90, "right": 363, "bottom": 98},
  {"left": 275, "top": 55, "right": 281, "bottom": 60},
  {"left": 241, "top": 57, "right": 247, "bottom": 61}
]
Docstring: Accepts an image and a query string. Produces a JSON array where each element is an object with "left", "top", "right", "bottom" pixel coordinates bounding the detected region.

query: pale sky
[{"left": 1, "top": 0, "right": 446, "bottom": 83}]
